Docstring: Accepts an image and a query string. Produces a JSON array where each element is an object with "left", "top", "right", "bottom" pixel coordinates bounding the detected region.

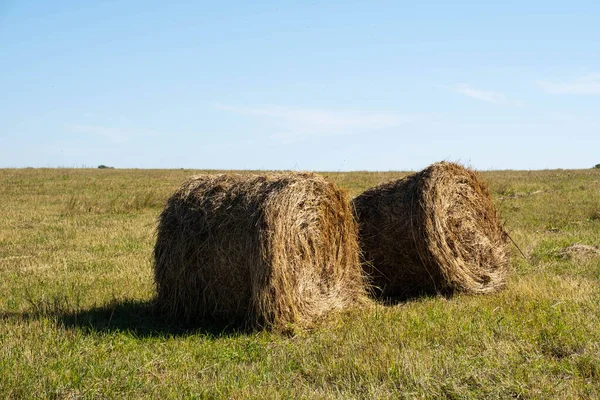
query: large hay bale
[
  {"left": 154, "top": 172, "right": 366, "bottom": 330},
  {"left": 352, "top": 162, "right": 509, "bottom": 298}
]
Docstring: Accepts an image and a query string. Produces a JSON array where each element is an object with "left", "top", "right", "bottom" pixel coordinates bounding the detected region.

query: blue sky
[{"left": 1, "top": 1, "right": 599, "bottom": 170}]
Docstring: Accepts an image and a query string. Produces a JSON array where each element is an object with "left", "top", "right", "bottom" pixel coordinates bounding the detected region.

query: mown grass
[{"left": 1, "top": 168, "right": 599, "bottom": 399}]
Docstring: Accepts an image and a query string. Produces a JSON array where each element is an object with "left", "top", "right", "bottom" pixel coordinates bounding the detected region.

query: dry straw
[
  {"left": 154, "top": 172, "right": 366, "bottom": 330},
  {"left": 352, "top": 162, "right": 509, "bottom": 298}
]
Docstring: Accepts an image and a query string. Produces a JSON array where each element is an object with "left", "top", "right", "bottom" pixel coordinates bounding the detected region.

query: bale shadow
[
  {"left": 367, "top": 284, "right": 452, "bottom": 306},
  {"left": 1, "top": 291, "right": 449, "bottom": 337},
  {"left": 2, "top": 300, "right": 244, "bottom": 338},
  {"left": 373, "top": 292, "right": 444, "bottom": 306},
  {"left": 60, "top": 300, "right": 246, "bottom": 337}
]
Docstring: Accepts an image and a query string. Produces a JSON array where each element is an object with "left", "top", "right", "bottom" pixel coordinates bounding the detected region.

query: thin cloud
[
  {"left": 216, "top": 104, "right": 412, "bottom": 142},
  {"left": 450, "top": 84, "right": 507, "bottom": 104},
  {"left": 537, "top": 74, "right": 600, "bottom": 95},
  {"left": 65, "top": 124, "right": 130, "bottom": 143}
]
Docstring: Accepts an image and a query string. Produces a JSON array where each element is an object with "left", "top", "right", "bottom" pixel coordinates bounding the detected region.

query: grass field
[{"left": 1, "top": 168, "right": 599, "bottom": 399}]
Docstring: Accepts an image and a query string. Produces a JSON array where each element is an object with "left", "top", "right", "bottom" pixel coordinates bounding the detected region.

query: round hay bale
[
  {"left": 154, "top": 172, "right": 366, "bottom": 330},
  {"left": 352, "top": 162, "right": 510, "bottom": 298}
]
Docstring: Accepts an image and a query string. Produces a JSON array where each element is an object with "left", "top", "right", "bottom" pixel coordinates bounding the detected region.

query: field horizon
[
  {"left": 3, "top": 165, "right": 599, "bottom": 172},
  {"left": 1, "top": 167, "right": 599, "bottom": 398}
]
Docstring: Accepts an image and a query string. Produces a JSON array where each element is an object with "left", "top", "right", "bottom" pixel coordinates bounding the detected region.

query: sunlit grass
[{"left": 1, "top": 167, "right": 599, "bottom": 398}]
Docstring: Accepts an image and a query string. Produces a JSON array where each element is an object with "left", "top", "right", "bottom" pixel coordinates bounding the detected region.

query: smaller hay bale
[
  {"left": 153, "top": 172, "right": 366, "bottom": 330},
  {"left": 352, "top": 162, "right": 510, "bottom": 298}
]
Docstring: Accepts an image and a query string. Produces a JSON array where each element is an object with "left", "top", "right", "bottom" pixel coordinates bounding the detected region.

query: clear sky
[{"left": 1, "top": 1, "right": 599, "bottom": 171}]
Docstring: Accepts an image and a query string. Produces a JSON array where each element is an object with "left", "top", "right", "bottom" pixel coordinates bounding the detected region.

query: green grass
[{"left": 1, "top": 168, "right": 599, "bottom": 399}]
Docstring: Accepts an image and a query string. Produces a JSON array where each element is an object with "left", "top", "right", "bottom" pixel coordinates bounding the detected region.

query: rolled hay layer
[
  {"left": 154, "top": 172, "right": 366, "bottom": 330},
  {"left": 352, "top": 162, "right": 509, "bottom": 298}
]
